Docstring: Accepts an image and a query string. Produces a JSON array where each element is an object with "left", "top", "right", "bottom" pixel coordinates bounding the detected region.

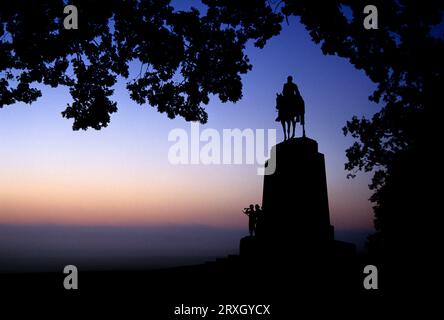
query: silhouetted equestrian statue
[{"left": 275, "top": 76, "right": 306, "bottom": 140}]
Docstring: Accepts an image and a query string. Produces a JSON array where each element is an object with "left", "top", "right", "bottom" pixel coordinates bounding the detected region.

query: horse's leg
[
  {"left": 288, "top": 120, "right": 293, "bottom": 139},
  {"left": 287, "top": 120, "right": 291, "bottom": 139},
  {"left": 280, "top": 120, "right": 287, "bottom": 140},
  {"left": 302, "top": 114, "right": 306, "bottom": 137},
  {"left": 291, "top": 118, "right": 296, "bottom": 138}
]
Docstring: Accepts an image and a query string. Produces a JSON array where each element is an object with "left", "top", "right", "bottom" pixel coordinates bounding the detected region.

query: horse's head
[{"left": 276, "top": 93, "right": 283, "bottom": 109}]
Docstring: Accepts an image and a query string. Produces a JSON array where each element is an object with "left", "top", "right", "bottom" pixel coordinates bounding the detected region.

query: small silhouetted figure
[
  {"left": 254, "top": 204, "right": 263, "bottom": 236},
  {"left": 243, "top": 204, "right": 256, "bottom": 236},
  {"left": 283, "top": 75, "right": 300, "bottom": 98}
]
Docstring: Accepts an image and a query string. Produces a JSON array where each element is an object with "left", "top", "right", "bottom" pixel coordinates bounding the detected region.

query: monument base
[
  {"left": 240, "top": 137, "right": 356, "bottom": 262},
  {"left": 240, "top": 236, "right": 356, "bottom": 260}
]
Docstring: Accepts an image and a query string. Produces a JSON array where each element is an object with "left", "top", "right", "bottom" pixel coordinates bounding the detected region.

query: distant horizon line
[{"left": 0, "top": 222, "right": 373, "bottom": 233}]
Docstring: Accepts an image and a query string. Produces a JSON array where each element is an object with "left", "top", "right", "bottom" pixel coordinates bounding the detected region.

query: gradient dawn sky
[{"left": 0, "top": 8, "right": 380, "bottom": 269}]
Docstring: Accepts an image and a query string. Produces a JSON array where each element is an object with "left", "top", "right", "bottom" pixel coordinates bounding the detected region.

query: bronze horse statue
[{"left": 275, "top": 93, "right": 305, "bottom": 140}]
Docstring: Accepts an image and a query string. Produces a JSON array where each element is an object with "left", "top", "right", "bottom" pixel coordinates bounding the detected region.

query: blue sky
[{"left": 0, "top": 7, "right": 381, "bottom": 270}]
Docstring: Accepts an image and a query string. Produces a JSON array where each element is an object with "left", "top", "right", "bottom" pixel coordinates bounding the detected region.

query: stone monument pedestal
[{"left": 241, "top": 137, "right": 355, "bottom": 260}]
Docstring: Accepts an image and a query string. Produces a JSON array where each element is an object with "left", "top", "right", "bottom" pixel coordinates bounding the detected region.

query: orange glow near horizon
[
  {"left": 0, "top": 159, "right": 262, "bottom": 227},
  {"left": 0, "top": 156, "right": 372, "bottom": 230}
]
